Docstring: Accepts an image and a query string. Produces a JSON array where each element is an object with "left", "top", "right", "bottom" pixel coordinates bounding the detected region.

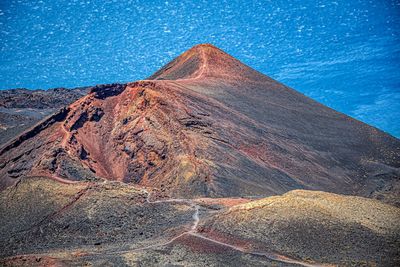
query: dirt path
[
  {"left": 50, "top": 175, "right": 80, "bottom": 184},
  {"left": 113, "top": 188, "right": 333, "bottom": 267},
  {"left": 192, "top": 45, "right": 208, "bottom": 80},
  {"left": 60, "top": 123, "right": 73, "bottom": 157},
  {"left": 176, "top": 44, "right": 208, "bottom": 81},
  {"left": 3, "top": 182, "right": 334, "bottom": 267}
]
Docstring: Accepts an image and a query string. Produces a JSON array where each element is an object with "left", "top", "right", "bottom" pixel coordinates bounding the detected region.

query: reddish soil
[
  {"left": 173, "top": 233, "right": 244, "bottom": 254},
  {"left": 0, "top": 255, "right": 65, "bottom": 267},
  {"left": 196, "top": 197, "right": 253, "bottom": 207}
]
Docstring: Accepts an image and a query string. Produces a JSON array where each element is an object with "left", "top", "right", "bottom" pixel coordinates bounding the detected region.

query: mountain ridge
[{"left": 0, "top": 44, "right": 399, "bottom": 205}]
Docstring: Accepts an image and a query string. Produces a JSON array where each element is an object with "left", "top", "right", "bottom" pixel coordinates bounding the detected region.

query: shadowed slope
[
  {"left": 0, "top": 177, "right": 194, "bottom": 259},
  {"left": 0, "top": 44, "right": 399, "bottom": 204}
]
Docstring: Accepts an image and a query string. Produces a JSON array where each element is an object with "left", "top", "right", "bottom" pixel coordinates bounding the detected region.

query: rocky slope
[
  {"left": 0, "top": 87, "right": 88, "bottom": 145},
  {"left": 0, "top": 87, "right": 88, "bottom": 109},
  {"left": 1, "top": 44, "right": 399, "bottom": 205},
  {"left": 0, "top": 178, "right": 193, "bottom": 258}
]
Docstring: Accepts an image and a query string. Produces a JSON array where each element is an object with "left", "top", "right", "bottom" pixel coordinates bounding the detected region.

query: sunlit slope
[{"left": 201, "top": 190, "right": 400, "bottom": 266}]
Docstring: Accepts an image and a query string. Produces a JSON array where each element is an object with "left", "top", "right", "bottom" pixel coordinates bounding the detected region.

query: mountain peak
[
  {"left": 148, "top": 43, "right": 265, "bottom": 81},
  {"left": 190, "top": 43, "right": 220, "bottom": 50}
]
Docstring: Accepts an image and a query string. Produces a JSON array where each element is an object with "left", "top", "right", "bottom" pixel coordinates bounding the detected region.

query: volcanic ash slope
[{"left": 0, "top": 44, "right": 399, "bottom": 205}]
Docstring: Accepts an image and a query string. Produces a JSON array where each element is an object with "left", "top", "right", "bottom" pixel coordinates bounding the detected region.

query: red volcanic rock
[{"left": 0, "top": 44, "right": 399, "bottom": 203}]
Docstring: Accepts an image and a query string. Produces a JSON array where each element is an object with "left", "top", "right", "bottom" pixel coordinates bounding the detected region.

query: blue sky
[{"left": 0, "top": 0, "right": 399, "bottom": 137}]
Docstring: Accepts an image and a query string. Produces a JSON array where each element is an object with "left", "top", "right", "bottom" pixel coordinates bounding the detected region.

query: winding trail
[
  {"left": 60, "top": 124, "right": 71, "bottom": 149},
  {"left": 50, "top": 175, "right": 80, "bottom": 184},
  {"left": 176, "top": 44, "right": 208, "bottom": 81},
  {"left": 142, "top": 188, "right": 200, "bottom": 235},
  {"left": 102, "top": 188, "right": 332, "bottom": 267},
  {"left": 4, "top": 182, "right": 334, "bottom": 267}
]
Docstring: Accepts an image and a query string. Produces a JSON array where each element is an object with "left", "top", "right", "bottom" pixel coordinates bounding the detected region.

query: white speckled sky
[{"left": 0, "top": 0, "right": 399, "bottom": 136}]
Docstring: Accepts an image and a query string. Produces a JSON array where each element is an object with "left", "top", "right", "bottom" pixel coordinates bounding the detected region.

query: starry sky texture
[{"left": 0, "top": 0, "right": 399, "bottom": 137}]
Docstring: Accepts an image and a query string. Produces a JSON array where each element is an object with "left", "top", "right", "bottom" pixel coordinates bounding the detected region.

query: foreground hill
[
  {"left": 0, "top": 44, "right": 399, "bottom": 204},
  {"left": 0, "top": 178, "right": 193, "bottom": 261},
  {"left": 0, "top": 87, "right": 88, "bottom": 145},
  {"left": 1, "top": 178, "right": 398, "bottom": 266}
]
